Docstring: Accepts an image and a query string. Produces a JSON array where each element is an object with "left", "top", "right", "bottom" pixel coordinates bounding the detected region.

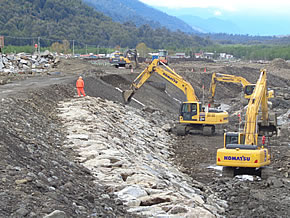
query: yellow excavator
[
  {"left": 216, "top": 70, "right": 277, "bottom": 178},
  {"left": 209, "top": 72, "right": 274, "bottom": 106},
  {"left": 109, "top": 49, "right": 138, "bottom": 69},
  {"left": 122, "top": 59, "right": 229, "bottom": 136}
]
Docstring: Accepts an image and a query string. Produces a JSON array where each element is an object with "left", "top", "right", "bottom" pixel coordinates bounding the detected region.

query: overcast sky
[{"left": 139, "top": 0, "right": 290, "bottom": 15}]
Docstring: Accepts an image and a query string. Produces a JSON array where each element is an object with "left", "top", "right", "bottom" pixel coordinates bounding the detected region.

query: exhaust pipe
[{"left": 122, "top": 89, "right": 135, "bottom": 104}]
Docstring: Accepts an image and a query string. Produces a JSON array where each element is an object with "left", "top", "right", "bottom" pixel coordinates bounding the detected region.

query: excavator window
[
  {"left": 225, "top": 134, "right": 239, "bottom": 145},
  {"left": 192, "top": 104, "right": 197, "bottom": 115},
  {"left": 244, "top": 85, "right": 255, "bottom": 96},
  {"left": 181, "top": 103, "right": 197, "bottom": 117},
  {"left": 181, "top": 103, "right": 190, "bottom": 112}
]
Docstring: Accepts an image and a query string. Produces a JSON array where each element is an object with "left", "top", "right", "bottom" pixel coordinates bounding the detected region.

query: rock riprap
[
  {"left": 0, "top": 50, "right": 60, "bottom": 77},
  {"left": 58, "top": 96, "right": 227, "bottom": 217}
]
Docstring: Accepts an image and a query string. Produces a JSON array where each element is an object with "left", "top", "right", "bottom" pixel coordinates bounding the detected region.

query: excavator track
[
  {"left": 202, "top": 125, "right": 215, "bottom": 136},
  {"left": 222, "top": 167, "right": 234, "bottom": 177},
  {"left": 176, "top": 125, "right": 187, "bottom": 136}
]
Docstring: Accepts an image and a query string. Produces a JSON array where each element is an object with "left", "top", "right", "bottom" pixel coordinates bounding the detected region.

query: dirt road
[{"left": 0, "top": 75, "right": 76, "bottom": 98}]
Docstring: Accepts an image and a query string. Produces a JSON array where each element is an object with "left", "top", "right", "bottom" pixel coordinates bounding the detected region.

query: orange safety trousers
[{"left": 77, "top": 88, "right": 86, "bottom": 97}]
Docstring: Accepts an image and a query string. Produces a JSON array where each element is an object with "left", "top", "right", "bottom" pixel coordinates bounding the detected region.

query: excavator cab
[
  {"left": 179, "top": 102, "right": 200, "bottom": 121},
  {"left": 224, "top": 132, "right": 245, "bottom": 147},
  {"left": 244, "top": 84, "right": 274, "bottom": 99}
]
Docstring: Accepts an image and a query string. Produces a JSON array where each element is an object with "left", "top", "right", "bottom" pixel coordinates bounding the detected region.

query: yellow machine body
[
  {"left": 217, "top": 147, "right": 270, "bottom": 168},
  {"left": 216, "top": 70, "right": 274, "bottom": 173},
  {"left": 179, "top": 101, "right": 228, "bottom": 125}
]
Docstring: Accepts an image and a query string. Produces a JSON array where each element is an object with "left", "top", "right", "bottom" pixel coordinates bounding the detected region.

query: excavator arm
[
  {"left": 209, "top": 72, "right": 253, "bottom": 105},
  {"left": 123, "top": 59, "right": 199, "bottom": 104},
  {"left": 209, "top": 72, "right": 274, "bottom": 106}
]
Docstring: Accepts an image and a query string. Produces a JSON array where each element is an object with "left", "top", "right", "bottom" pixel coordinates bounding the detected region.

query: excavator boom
[{"left": 244, "top": 70, "right": 268, "bottom": 144}]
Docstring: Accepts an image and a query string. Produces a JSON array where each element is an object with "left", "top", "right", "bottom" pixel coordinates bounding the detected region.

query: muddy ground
[{"left": 0, "top": 57, "right": 289, "bottom": 217}]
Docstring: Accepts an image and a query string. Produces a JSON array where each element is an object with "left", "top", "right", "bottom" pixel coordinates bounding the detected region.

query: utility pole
[
  {"left": 86, "top": 44, "right": 87, "bottom": 54},
  {"left": 202, "top": 84, "right": 205, "bottom": 106},
  {"left": 72, "top": 40, "right": 75, "bottom": 56},
  {"left": 38, "top": 37, "right": 40, "bottom": 54}
]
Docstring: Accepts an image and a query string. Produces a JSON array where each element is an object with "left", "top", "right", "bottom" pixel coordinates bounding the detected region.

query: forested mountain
[
  {"left": 82, "top": 0, "right": 290, "bottom": 45},
  {"left": 178, "top": 15, "right": 240, "bottom": 34},
  {"left": 0, "top": 0, "right": 211, "bottom": 49},
  {"left": 83, "top": 0, "right": 199, "bottom": 33}
]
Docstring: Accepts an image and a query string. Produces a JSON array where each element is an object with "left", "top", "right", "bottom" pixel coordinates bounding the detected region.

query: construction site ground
[{"left": 0, "top": 57, "right": 289, "bottom": 217}]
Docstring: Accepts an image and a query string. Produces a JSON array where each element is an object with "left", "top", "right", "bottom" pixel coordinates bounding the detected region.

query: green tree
[
  {"left": 136, "top": 42, "right": 149, "bottom": 57},
  {"left": 51, "top": 42, "right": 62, "bottom": 53},
  {"left": 62, "top": 40, "right": 70, "bottom": 53}
]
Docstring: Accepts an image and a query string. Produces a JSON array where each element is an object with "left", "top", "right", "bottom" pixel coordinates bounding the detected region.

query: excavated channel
[{"left": 0, "top": 71, "right": 289, "bottom": 217}]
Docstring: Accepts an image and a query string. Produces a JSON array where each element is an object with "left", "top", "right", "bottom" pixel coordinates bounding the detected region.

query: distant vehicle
[
  {"left": 98, "top": 54, "right": 106, "bottom": 58},
  {"left": 79, "top": 54, "right": 98, "bottom": 59},
  {"left": 151, "top": 50, "right": 169, "bottom": 65},
  {"left": 109, "top": 49, "right": 138, "bottom": 68},
  {"left": 158, "top": 49, "right": 168, "bottom": 65}
]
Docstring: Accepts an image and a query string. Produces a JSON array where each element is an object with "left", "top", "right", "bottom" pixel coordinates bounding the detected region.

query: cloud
[
  {"left": 214, "top": 10, "right": 222, "bottom": 16},
  {"left": 139, "top": 0, "right": 236, "bottom": 11}
]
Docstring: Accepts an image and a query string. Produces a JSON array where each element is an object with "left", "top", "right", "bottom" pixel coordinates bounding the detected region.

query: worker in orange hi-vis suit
[
  {"left": 76, "top": 76, "right": 86, "bottom": 97},
  {"left": 262, "top": 135, "right": 266, "bottom": 146}
]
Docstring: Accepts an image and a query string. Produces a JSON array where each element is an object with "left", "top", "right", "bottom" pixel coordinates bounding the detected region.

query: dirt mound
[{"left": 269, "top": 58, "right": 290, "bottom": 69}]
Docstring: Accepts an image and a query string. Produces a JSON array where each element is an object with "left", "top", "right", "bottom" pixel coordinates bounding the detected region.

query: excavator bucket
[{"left": 122, "top": 89, "right": 135, "bottom": 104}]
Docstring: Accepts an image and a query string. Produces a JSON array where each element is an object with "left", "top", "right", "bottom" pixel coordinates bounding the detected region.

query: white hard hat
[{"left": 79, "top": 76, "right": 82, "bottom": 79}]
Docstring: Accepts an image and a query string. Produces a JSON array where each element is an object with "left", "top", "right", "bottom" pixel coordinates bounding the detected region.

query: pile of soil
[{"left": 269, "top": 58, "right": 290, "bottom": 69}]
